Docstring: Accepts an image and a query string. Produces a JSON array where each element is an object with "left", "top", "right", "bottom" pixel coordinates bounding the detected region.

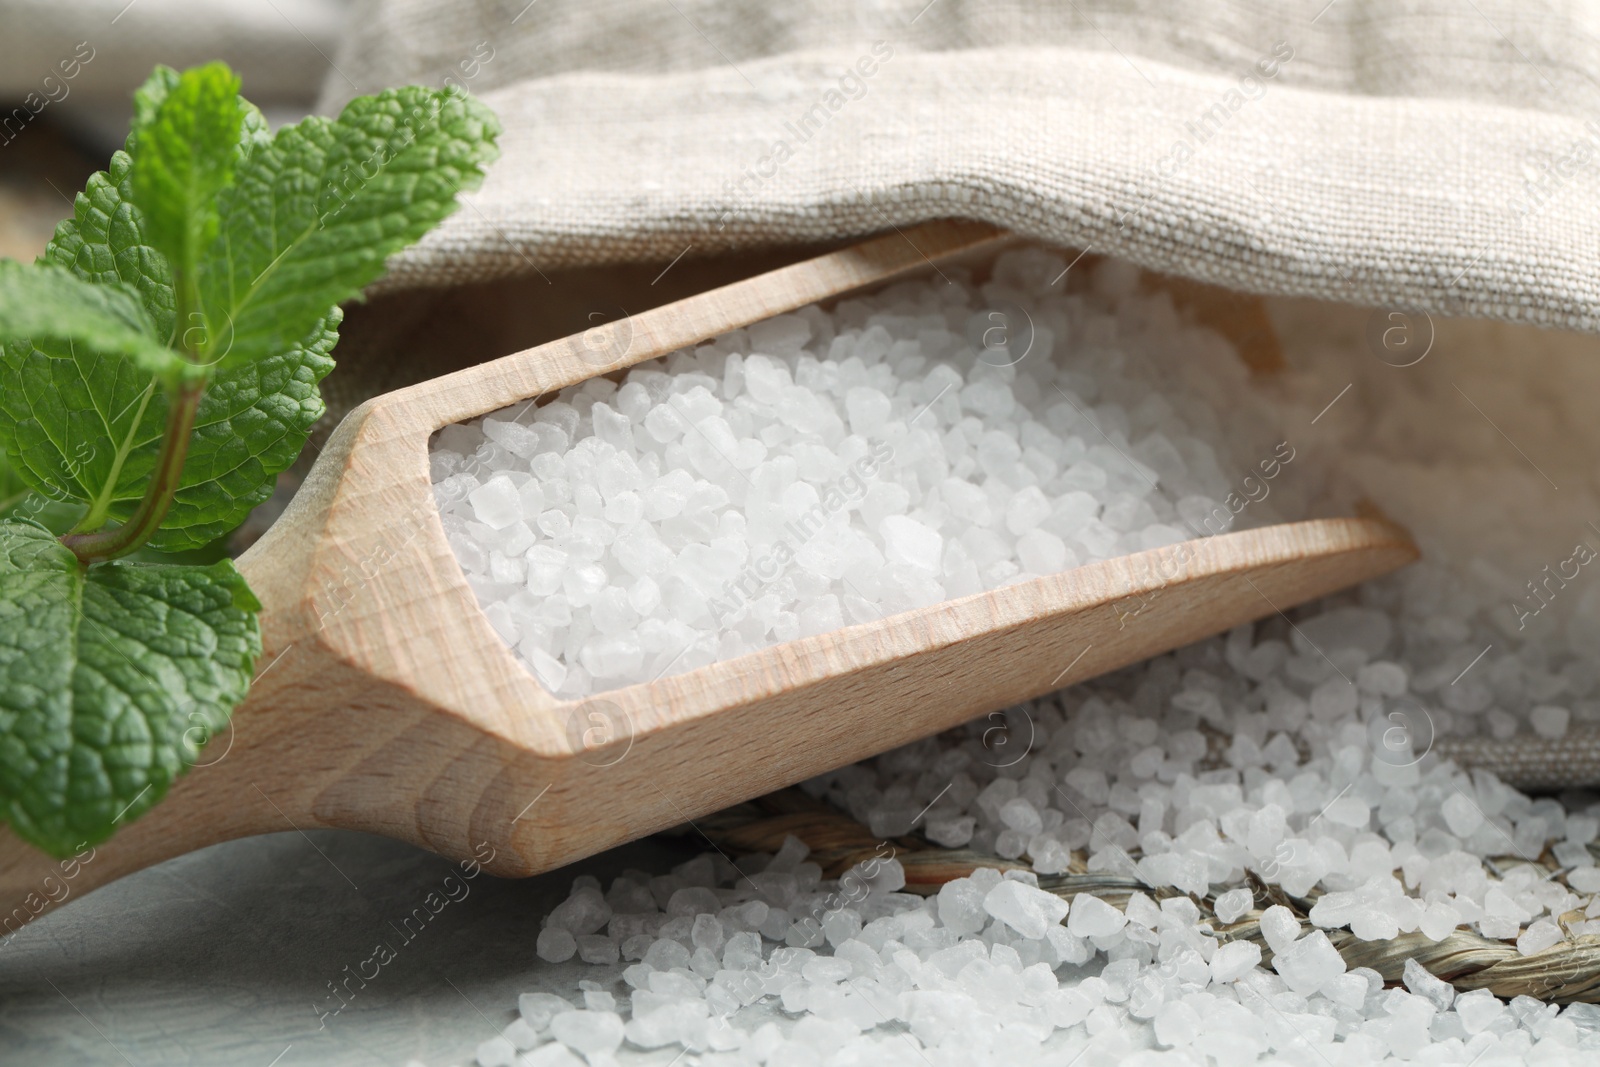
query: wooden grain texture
[{"left": 0, "top": 221, "right": 1416, "bottom": 930}]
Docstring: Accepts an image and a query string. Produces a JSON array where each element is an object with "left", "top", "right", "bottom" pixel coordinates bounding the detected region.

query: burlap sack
[{"left": 320, "top": 0, "right": 1600, "bottom": 337}]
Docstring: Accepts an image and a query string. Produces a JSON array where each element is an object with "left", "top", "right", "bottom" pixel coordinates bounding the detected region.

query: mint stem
[{"left": 60, "top": 380, "right": 205, "bottom": 564}]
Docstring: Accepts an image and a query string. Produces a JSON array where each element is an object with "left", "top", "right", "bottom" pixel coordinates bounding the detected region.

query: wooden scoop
[{"left": 0, "top": 220, "right": 1416, "bottom": 924}]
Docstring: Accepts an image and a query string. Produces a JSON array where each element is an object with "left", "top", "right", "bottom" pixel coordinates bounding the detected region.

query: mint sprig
[{"left": 0, "top": 63, "right": 500, "bottom": 855}]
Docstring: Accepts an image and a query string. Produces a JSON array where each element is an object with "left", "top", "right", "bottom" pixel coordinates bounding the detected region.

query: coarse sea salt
[
  {"left": 445, "top": 254, "right": 1600, "bottom": 1067},
  {"left": 432, "top": 251, "right": 1280, "bottom": 697}
]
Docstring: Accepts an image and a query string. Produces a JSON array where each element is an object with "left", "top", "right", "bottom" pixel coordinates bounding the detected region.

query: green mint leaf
[
  {"left": 142, "top": 307, "right": 339, "bottom": 550},
  {"left": 7, "top": 147, "right": 174, "bottom": 527},
  {"left": 0, "top": 310, "right": 338, "bottom": 547},
  {"left": 12, "top": 148, "right": 176, "bottom": 529},
  {"left": 235, "top": 97, "right": 272, "bottom": 156},
  {"left": 0, "top": 452, "right": 26, "bottom": 517},
  {"left": 128, "top": 62, "right": 242, "bottom": 318},
  {"left": 43, "top": 150, "right": 176, "bottom": 343},
  {"left": 1, "top": 331, "right": 161, "bottom": 529},
  {"left": 201, "top": 85, "right": 499, "bottom": 369},
  {"left": 0, "top": 519, "right": 261, "bottom": 855},
  {"left": 0, "top": 260, "right": 185, "bottom": 383},
  {"left": 130, "top": 65, "right": 181, "bottom": 136},
  {"left": 0, "top": 450, "right": 84, "bottom": 535}
]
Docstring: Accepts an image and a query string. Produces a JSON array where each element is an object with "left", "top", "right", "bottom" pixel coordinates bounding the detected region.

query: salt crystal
[
  {"left": 519, "top": 992, "right": 573, "bottom": 1029},
  {"left": 1357, "top": 661, "right": 1408, "bottom": 696},
  {"left": 1153, "top": 999, "right": 1202, "bottom": 1046},
  {"left": 1517, "top": 918, "right": 1563, "bottom": 955},
  {"left": 1402, "top": 957, "right": 1455, "bottom": 1011},
  {"left": 1570, "top": 868, "right": 1600, "bottom": 893},
  {"left": 1530, "top": 705, "right": 1571, "bottom": 740},
  {"left": 549, "top": 1010, "right": 624, "bottom": 1056},
  {"left": 1320, "top": 971, "right": 1369, "bottom": 1009},
  {"left": 879, "top": 515, "right": 943, "bottom": 573},
  {"left": 1213, "top": 887, "right": 1253, "bottom": 924},
  {"left": 1309, "top": 679, "right": 1358, "bottom": 722},
  {"left": 925, "top": 814, "right": 976, "bottom": 848},
  {"left": 548, "top": 887, "right": 611, "bottom": 935},
  {"left": 691, "top": 913, "right": 725, "bottom": 953},
  {"left": 562, "top": 562, "right": 608, "bottom": 608},
  {"left": 983, "top": 879, "right": 1068, "bottom": 940},
  {"left": 643, "top": 938, "right": 691, "bottom": 971},
  {"left": 536, "top": 927, "right": 577, "bottom": 963},
  {"left": 579, "top": 633, "right": 643, "bottom": 680},
  {"left": 844, "top": 386, "right": 891, "bottom": 437},
  {"left": 1324, "top": 795, "right": 1371, "bottom": 828},
  {"left": 1271, "top": 930, "right": 1345, "bottom": 995},
  {"left": 1124, "top": 891, "right": 1161, "bottom": 930},
  {"left": 525, "top": 647, "right": 568, "bottom": 693},
  {"left": 476, "top": 1035, "right": 516, "bottom": 1067},
  {"left": 1453, "top": 989, "right": 1505, "bottom": 1034},
  {"left": 468, "top": 476, "right": 522, "bottom": 530},
  {"left": 962, "top": 377, "right": 1016, "bottom": 420},
  {"left": 1259, "top": 905, "right": 1301, "bottom": 955},
  {"left": 575, "top": 933, "right": 618, "bottom": 965},
  {"left": 1209, "top": 939, "right": 1261, "bottom": 983},
  {"left": 749, "top": 313, "right": 811, "bottom": 355},
  {"left": 1441, "top": 792, "right": 1485, "bottom": 837},
  {"left": 936, "top": 878, "right": 988, "bottom": 937},
  {"left": 1418, "top": 898, "right": 1461, "bottom": 942},
  {"left": 1294, "top": 606, "right": 1392, "bottom": 659},
  {"left": 1005, "top": 486, "right": 1053, "bottom": 534},
  {"left": 1066, "top": 894, "right": 1126, "bottom": 938},
  {"left": 1062, "top": 767, "right": 1110, "bottom": 804},
  {"left": 1016, "top": 528, "right": 1070, "bottom": 574},
  {"left": 998, "top": 797, "right": 1044, "bottom": 835}
]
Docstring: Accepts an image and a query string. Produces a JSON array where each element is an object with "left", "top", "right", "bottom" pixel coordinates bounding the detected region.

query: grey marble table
[{"left": 0, "top": 829, "right": 702, "bottom": 1066}]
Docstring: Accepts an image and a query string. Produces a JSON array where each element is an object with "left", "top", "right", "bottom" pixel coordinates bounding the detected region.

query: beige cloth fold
[{"left": 323, "top": 0, "right": 1600, "bottom": 338}]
